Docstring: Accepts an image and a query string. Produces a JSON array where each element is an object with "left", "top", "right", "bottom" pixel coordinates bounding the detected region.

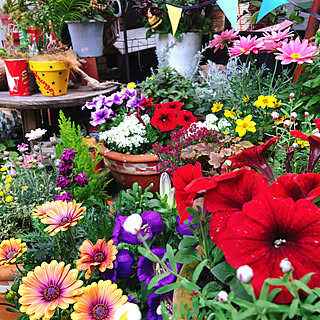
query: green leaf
[
  {"left": 147, "top": 272, "right": 171, "bottom": 290},
  {"left": 192, "top": 260, "right": 208, "bottom": 284},
  {"left": 289, "top": 298, "right": 299, "bottom": 319},
  {"left": 181, "top": 278, "right": 200, "bottom": 291},
  {"left": 259, "top": 281, "right": 270, "bottom": 301},
  {"left": 175, "top": 247, "right": 202, "bottom": 264},
  {"left": 165, "top": 244, "right": 177, "bottom": 274},
  {"left": 155, "top": 282, "right": 182, "bottom": 294},
  {"left": 267, "top": 288, "right": 282, "bottom": 302},
  {"left": 138, "top": 246, "right": 158, "bottom": 262},
  {"left": 292, "top": 279, "right": 313, "bottom": 295},
  {"left": 265, "top": 279, "right": 286, "bottom": 286},
  {"left": 306, "top": 95, "right": 320, "bottom": 107},
  {"left": 178, "top": 236, "right": 198, "bottom": 249},
  {"left": 211, "top": 261, "right": 235, "bottom": 284}
]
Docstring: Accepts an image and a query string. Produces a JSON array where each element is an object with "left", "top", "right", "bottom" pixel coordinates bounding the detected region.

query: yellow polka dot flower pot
[{"left": 28, "top": 61, "right": 70, "bottom": 96}]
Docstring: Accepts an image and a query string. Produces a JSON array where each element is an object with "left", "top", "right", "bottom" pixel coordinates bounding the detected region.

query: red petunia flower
[
  {"left": 151, "top": 107, "right": 177, "bottom": 132},
  {"left": 290, "top": 118, "right": 320, "bottom": 172},
  {"left": 176, "top": 110, "right": 197, "bottom": 129},
  {"left": 270, "top": 173, "right": 320, "bottom": 201},
  {"left": 162, "top": 101, "right": 184, "bottom": 112},
  {"left": 172, "top": 162, "right": 203, "bottom": 223},
  {"left": 139, "top": 97, "right": 154, "bottom": 112},
  {"left": 219, "top": 196, "right": 320, "bottom": 303},
  {"left": 227, "top": 137, "right": 280, "bottom": 182},
  {"left": 186, "top": 168, "right": 268, "bottom": 245}
]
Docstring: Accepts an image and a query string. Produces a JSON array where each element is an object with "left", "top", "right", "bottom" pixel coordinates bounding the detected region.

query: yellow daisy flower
[
  {"left": 254, "top": 95, "right": 277, "bottom": 109},
  {"left": 127, "top": 82, "right": 136, "bottom": 89},
  {"left": 0, "top": 167, "right": 8, "bottom": 171},
  {"left": 211, "top": 102, "right": 223, "bottom": 113},
  {"left": 295, "top": 139, "right": 310, "bottom": 148},
  {"left": 273, "top": 100, "right": 281, "bottom": 108},
  {"left": 243, "top": 95, "right": 250, "bottom": 103},
  {"left": 224, "top": 108, "right": 236, "bottom": 119},
  {"left": 149, "top": 76, "right": 154, "bottom": 80},
  {"left": 275, "top": 115, "right": 288, "bottom": 125},
  {"left": 235, "top": 115, "right": 256, "bottom": 137},
  {"left": 5, "top": 195, "right": 13, "bottom": 203}
]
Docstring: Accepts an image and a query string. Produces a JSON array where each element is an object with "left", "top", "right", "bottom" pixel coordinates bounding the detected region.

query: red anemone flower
[
  {"left": 227, "top": 137, "right": 280, "bottom": 183},
  {"left": 186, "top": 168, "right": 268, "bottom": 245},
  {"left": 219, "top": 196, "right": 320, "bottom": 303},
  {"left": 162, "top": 101, "right": 184, "bottom": 112},
  {"left": 172, "top": 162, "right": 203, "bottom": 223},
  {"left": 290, "top": 118, "right": 320, "bottom": 172},
  {"left": 151, "top": 107, "right": 177, "bottom": 132},
  {"left": 177, "top": 110, "right": 197, "bottom": 129},
  {"left": 270, "top": 173, "right": 320, "bottom": 201}
]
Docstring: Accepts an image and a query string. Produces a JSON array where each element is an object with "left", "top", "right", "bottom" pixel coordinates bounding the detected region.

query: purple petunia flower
[
  {"left": 123, "top": 88, "right": 137, "bottom": 99},
  {"left": 56, "top": 176, "right": 71, "bottom": 188},
  {"left": 110, "top": 92, "right": 124, "bottom": 105},
  {"left": 90, "top": 107, "right": 114, "bottom": 127},
  {"left": 147, "top": 292, "right": 173, "bottom": 320},
  {"left": 112, "top": 211, "right": 164, "bottom": 245},
  {"left": 176, "top": 214, "right": 198, "bottom": 237},
  {"left": 126, "top": 96, "right": 142, "bottom": 109},
  {"left": 137, "top": 247, "right": 180, "bottom": 289},
  {"left": 54, "top": 191, "right": 73, "bottom": 202},
  {"left": 74, "top": 172, "right": 89, "bottom": 187},
  {"left": 100, "top": 249, "right": 135, "bottom": 282}
]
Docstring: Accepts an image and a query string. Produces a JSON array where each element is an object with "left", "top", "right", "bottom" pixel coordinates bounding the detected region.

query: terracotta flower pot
[
  {"left": 100, "top": 145, "right": 161, "bottom": 193},
  {"left": 0, "top": 265, "right": 21, "bottom": 320}
]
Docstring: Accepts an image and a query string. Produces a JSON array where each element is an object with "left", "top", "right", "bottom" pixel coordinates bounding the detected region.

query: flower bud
[
  {"left": 280, "top": 259, "right": 292, "bottom": 273},
  {"left": 123, "top": 214, "right": 143, "bottom": 235},
  {"left": 289, "top": 93, "right": 295, "bottom": 99},
  {"left": 271, "top": 112, "right": 279, "bottom": 120},
  {"left": 304, "top": 111, "right": 310, "bottom": 117},
  {"left": 292, "top": 142, "right": 299, "bottom": 149},
  {"left": 290, "top": 112, "right": 297, "bottom": 121},
  {"left": 168, "top": 187, "right": 176, "bottom": 209},
  {"left": 33, "top": 145, "right": 39, "bottom": 151},
  {"left": 38, "top": 163, "right": 45, "bottom": 170},
  {"left": 237, "top": 265, "right": 253, "bottom": 283},
  {"left": 159, "top": 172, "right": 171, "bottom": 199},
  {"left": 50, "top": 136, "right": 57, "bottom": 145},
  {"left": 217, "top": 290, "right": 228, "bottom": 303},
  {"left": 283, "top": 119, "right": 291, "bottom": 128}
]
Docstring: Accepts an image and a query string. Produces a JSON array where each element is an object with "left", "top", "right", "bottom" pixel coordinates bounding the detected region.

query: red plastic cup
[{"left": 4, "top": 59, "right": 31, "bottom": 96}]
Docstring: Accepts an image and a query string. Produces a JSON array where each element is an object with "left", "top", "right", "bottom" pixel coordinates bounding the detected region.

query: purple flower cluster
[
  {"left": 82, "top": 88, "right": 147, "bottom": 128},
  {"left": 55, "top": 148, "right": 89, "bottom": 201},
  {"left": 153, "top": 123, "right": 219, "bottom": 176}
]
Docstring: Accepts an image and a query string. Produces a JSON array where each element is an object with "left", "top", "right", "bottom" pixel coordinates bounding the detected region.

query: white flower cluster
[
  {"left": 190, "top": 114, "right": 232, "bottom": 134},
  {"left": 99, "top": 114, "right": 150, "bottom": 152}
]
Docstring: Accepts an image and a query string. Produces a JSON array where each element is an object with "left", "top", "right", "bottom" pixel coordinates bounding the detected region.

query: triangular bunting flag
[
  {"left": 217, "top": 0, "right": 238, "bottom": 30},
  {"left": 257, "top": 0, "right": 289, "bottom": 22},
  {"left": 166, "top": 4, "right": 183, "bottom": 37}
]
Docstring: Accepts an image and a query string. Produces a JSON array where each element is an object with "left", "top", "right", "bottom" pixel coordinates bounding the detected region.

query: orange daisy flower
[
  {"left": 18, "top": 260, "right": 83, "bottom": 320},
  {"left": 40, "top": 200, "right": 86, "bottom": 236},
  {"left": 76, "top": 239, "right": 118, "bottom": 280},
  {"left": 71, "top": 280, "right": 127, "bottom": 320},
  {"left": 0, "top": 238, "right": 27, "bottom": 266},
  {"left": 32, "top": 200, "right": 62, "bottom": 219}
]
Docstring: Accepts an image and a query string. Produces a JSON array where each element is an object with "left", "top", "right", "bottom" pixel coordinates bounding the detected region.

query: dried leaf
[{"left": 208, "top": 152, "right": 224, "bottom": 168}]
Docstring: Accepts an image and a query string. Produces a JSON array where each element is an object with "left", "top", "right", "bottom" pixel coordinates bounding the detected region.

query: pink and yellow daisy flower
[
  {"left": 32, "top": 200, "right": 62, "bottom": 219},
  {"left": 209, "top": 28, "right": 239, "bottom": 53},
  {"left": 76, "top": 238, "right": 118, "bottom": 280},
  {"left": 229, "top": 35, "right": 263, "bottom": 59},
  {"left": 71, "top": 280, "right": 127, "bottom": 320},
  {"left": 18, "top": 260, "right": 83, "bottom": 320},
  {"left": 0, "top": 238, "right": 27, "bottom": 266},
  {"left": 275, "top": 38, "right": 318, "bottom": 65},
  {"left": 40, "top": 200, "right": 86, "bottom": 236}
]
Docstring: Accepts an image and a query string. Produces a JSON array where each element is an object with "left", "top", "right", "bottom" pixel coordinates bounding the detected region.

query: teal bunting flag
[
  {"left": 257, "top": 0, "right": 289, "bottom": 22},
  {"left": 217, "top": 0, "right": 238, "bottom": 30}
]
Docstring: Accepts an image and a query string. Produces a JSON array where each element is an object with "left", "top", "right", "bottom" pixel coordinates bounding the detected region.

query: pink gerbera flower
[
  {"left": 229, "top": 35, "right": 263, "bottom": 58},
  {"left": 209, "top": 28, "right": 239, "bottom": 53},
  {"left": 261, "top": 27, "right": 293, "bottom": 53},
  {"left": 275, "top": 38, "right": 318, "bottom": 65}
]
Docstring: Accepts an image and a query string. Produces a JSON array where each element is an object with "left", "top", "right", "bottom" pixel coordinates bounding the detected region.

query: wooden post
[{"left": 81, "top": 57, "right": 99, "bottom": 85}]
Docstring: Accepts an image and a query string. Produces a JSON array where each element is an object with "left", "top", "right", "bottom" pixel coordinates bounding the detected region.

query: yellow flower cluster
[
  {"left": 211, "top": 102, "right": 223, "bottom": 113},
  {"left": 0, "top": 167, "right": 14, "bottom": 202},
  {"left": 254, "top": 95, "right": 281, "bottom": 109},
  {"left": 295, "top": 139, "right": 310, "bottom": 148}
]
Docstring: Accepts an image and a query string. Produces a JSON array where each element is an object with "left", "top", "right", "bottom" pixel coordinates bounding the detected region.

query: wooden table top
[{"left": 0, "top": 85, "right": 118, "bottom": 110}]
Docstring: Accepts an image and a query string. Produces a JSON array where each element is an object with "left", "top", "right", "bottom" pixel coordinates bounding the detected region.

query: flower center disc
[
  {"left": 44, "top": 285, "right": 61, "bottom": 301},
  {"left": 59, "top": 216, "right": 71, "bottom": 226},
  {"left": 6, "top": 250, "right": 17, "bottom": 260},
  {"left": 290, "top": 53, "right": 302, "bottom": 60},
  {"left": 93, "top": 252, "right": 105, "bottom": 263},
  {"left": 92, "top": 304, "right": 109, "bottom": 320},
  {"left": 274, "top": 238, "right": 286, "bottom": 248}
]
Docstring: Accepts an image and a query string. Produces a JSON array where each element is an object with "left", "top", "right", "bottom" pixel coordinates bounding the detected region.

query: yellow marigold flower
[
  {"left": 127, "top": 82, "right": 136, "bottom": 89},
  {"left": 235, "top": 115, "right": 256, "bottom": 137},
  {"left": 295, "top": 139, "right": 310, "bottom": 148},
  {"left": 243, "top": 95, "right": 250, "bottom": 103},
  {"left": 5, "top": 195, "right": 13, "bottom": 202},
  {"left": 0, "top": 238, "right": 27, "bottom": 266},
  {"left": 0, "top": 167, "right": 8, "bottom": 171},
  {"left": 224, "top": 108, "right": 236, "bottom": 119},
  {"left": 41, "top": 200, "right": 86, "bottom": 236},
  {"left": 77, "top": 238, "right": 117, "bottom": 280},
  {"left": 70, "top": 280, "right": 127, "bottom": 320},
  {"left": 19, "top": 260, "right": 83, "bottom": 320},
  {"left": 254, "top": 95, "right": 277, "bottom": 109},
  {"left": 211, "top": 102, "right": 223, "bottom": 113},
  {"left": 273, "top": 100, "right": 281, "bottom": 108},
  {"left": 275, "top": 115, "right": 288, "bottom": 125}
]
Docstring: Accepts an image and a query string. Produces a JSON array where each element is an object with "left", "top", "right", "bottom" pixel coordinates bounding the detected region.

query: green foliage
[
  {"left": 138, "top": 66, "right": 214, "bottom": 117},
  {"left": 55, "top": 110, "right": 110, "bottom": 206}
]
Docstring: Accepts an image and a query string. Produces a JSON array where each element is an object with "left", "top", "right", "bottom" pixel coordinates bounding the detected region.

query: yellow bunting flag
[{"left": 166, "top": 4, "right": 183, "bottom": 36}]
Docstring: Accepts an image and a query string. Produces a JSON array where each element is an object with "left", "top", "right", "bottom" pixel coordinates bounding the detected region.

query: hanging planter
[
  {"left": 28, "top": 61, "right": 70, "bottom": 96},
  {"left": 67, "top": 20, "right": 106, "bottom": 58},
  {"left": 155, "top": 32, "right": 202, "bottom": 77},
  {"left": 4, "top": 59, "right": 31, "bottom": 96},
  {"left": 100, "top": 146, "right": 161, "bottom": 193}
]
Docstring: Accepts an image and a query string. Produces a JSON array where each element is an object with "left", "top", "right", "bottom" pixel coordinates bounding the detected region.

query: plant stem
[
  {"left": 0, "top": 302, "right": 15, "bottom": 307},
  {"left": 15, "top": 262, "right": 25, "bottom": 276},
  {"left": 200, "top": 220, "right": 210, "bottom": 262},
  {"left": 68, "top": 229, "right": 78, "bottom": 254},
  {"left": 269, "top": 59, "right": 278, "bottom": 94}
]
